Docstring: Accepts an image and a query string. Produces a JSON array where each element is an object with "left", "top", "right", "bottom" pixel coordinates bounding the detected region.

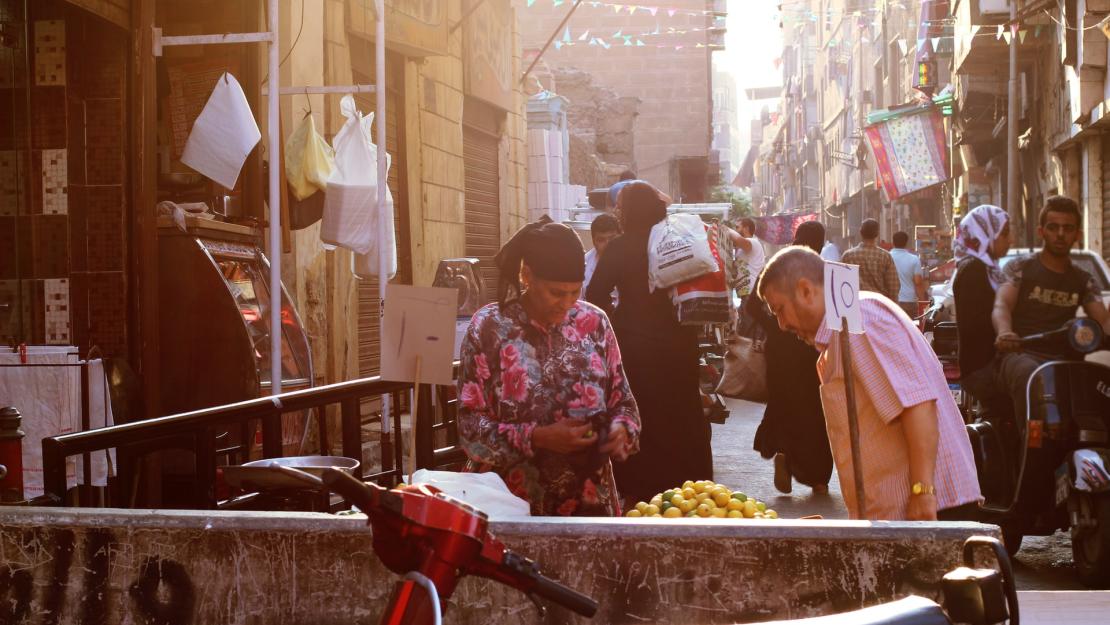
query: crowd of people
[{"left": 455, "top": 178, "right": 1110, "bottom": 522}]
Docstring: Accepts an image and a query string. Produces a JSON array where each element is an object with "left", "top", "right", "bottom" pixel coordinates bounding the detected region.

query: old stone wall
[
  {"left": 551, "top": 67, "right": 640, "bottom": 188},
  {"left": 0, "top": 508, "right": 998, "bottom": 625}
]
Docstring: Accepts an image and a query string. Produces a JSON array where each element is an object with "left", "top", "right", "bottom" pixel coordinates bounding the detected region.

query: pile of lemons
[{"left": 625, "top": 480, "right": 778, "bottom": 520}]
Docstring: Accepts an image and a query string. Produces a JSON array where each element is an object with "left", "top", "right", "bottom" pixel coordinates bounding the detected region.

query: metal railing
[{"left": 39, "top": 369, "right": 464, "bottom": 509}]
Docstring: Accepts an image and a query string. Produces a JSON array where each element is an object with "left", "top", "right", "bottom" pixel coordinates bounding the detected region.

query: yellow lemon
[
  {"left": 686, "top": 510, "right": 698, "bottom": 517},
  {"left": 644, "top": 504, "right": 660, "bottom": 516},
  {"left": 765, "top": 509, "right": 778, "bottom": 519},
  {"left": 650, "top": 496, "right": 663, "bottom": 508},
  {"left": 662, "top": 490, "right": 677, "bottom": 503},
  {"left": 713, "top": 491, "right": 731, "bottom": 508},
  {"left": 696, "top": 503, "right": 712, "bottom": 518},
  {"left": 695, "top": 492, "right": 710, "bottom": 503},
  {"left": 712, "top": 507, "right": 727, "bottom": 518},
  {"left": 727, "top": 509, "right": 743, "bottom": 518},
  {"left": 680, "top": 499, "right": 696, "bottom": 513},
  {"left": 635, "top": 501, "right": 649, "bottom": 513},
  {"left": 692, "top": 481, "right": 707, "bottom": 494},
  {"left": 682, "top": 487, "right": 696, "bottom": 500},
  {"left": 743, "top": 500, "right": 757, "bottom": 518},
  {"left": 663, "top": 506, "right": 682, "bottom": 518},
  {"left": 626, "top": 509, "right": 642, "bottom": 518},
  {"left": 682, "top": 480, "right": 695, "bottom": 490},
  {"left": 756, "top": 501, "right": 767, "bottom": 512},
  {"left": 648, "top": 513, "right": 662, "bottom": 517},
  {"left": 726, "top": 499, "right": 743, "bottom": 511},
  {"left": 670, "top": 494, "right": 685, "bottom": 507}
]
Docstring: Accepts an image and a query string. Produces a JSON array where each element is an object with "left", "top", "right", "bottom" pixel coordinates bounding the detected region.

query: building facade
[{"left": 512, "top": 0, "right": 725, "bottom": 201}]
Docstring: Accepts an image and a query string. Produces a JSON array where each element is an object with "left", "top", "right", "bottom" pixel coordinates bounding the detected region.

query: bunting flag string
[{"left": 523, "top": 0, "right": 726, "bottom": 20}]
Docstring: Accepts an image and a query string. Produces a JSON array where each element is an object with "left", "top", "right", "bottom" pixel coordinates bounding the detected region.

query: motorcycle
[
  {"left": 963, "top": 318, "right": 1110, "bottom": 587},
  {"left": 262, "top": 463, "right": 1019, "bottom": 625}
]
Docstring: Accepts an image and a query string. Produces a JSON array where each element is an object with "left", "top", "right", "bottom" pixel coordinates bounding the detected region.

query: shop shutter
[
  {"left": 353, "top": 59, "right": 411, "bottom": 379},
  {"left": 464, "top": 125, "right": 501, "bottom": 304},
  {"left": 1103, "top": 136, "right": 1110, "bottom": 261}
]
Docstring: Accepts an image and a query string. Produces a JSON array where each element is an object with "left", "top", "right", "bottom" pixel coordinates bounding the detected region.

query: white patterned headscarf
[{"left": 954, "top": 204, "right": 1008, "bottom": 290}]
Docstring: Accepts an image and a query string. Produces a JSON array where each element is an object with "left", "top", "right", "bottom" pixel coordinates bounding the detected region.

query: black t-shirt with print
[{"left": 1004, "top": 253, "right": 1099, "bottom": 356}]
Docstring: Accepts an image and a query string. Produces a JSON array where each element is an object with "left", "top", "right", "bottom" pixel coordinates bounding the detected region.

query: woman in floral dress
[{"left": 457, "top": 221, "right": 641, "bottom": 516}]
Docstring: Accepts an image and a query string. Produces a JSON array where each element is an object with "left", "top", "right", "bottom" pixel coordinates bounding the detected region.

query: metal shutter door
[
  {"left": 464, "top": 126, "right": 501, "bottom": 304},
  {"left": 1104, "top": 137, "right": 1110, "bottom": 260},
  {"left": 355, "top": 62, "right": 411, "bottom": 378}
]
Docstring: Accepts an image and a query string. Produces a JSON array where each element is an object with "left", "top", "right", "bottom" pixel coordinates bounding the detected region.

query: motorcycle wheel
[{"left": 1072, "top": 493, "right": 1110, "bottom": 589}]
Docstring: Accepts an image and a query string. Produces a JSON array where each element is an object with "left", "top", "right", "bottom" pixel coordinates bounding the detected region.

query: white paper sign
[
  {"left": 381, "top": 284, "right": 458, "bottom": 386},
  {"left": 824, "top": 261, "right": 863, "bottom": 333}
]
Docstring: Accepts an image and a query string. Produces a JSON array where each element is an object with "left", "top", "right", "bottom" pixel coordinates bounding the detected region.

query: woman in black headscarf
[
  {"left": 457, "top": 221, "right": 641, "bottom": 516},
  {"left": 750, "top": 221, "right": 833, "bottom": 493},
  {"left": 586, "top": 182, "right": 713, "bottom": 503}
]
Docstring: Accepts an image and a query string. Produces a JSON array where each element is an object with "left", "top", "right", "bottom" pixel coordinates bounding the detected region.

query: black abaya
[
  {"left": 749, "top": 298, "right": 833, "bottom": 488},
  {"left": 586, "top": 232, "right": 713, "bottom": 503}
]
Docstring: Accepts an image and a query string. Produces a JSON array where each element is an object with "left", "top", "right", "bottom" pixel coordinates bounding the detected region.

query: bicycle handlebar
[{"left": 319, "top": 468, "right": 599, "bottom": 618}]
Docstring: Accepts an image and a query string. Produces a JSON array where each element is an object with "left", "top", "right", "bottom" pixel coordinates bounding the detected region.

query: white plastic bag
[
  {"left": 647, "top": 213, "right": 718, "bottom": 291},
  {"left": 352, "top": 185, "right": 397, "bottom": 280},
  {"left": 322, "top": 95, "right": 393, "bottom": 260},
  {"left": 409, "top": 469, "right": 531, "bottom": 519},
  {"left": 181, "top": 73, "right": 261, "bottom": 189}
]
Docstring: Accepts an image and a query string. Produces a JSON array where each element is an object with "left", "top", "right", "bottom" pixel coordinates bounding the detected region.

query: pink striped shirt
[{"left": 815, "top": 292, "right": 981, "bottom": 520}]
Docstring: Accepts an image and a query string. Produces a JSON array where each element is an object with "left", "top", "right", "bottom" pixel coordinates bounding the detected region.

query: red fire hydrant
[{"left": 0, "top": 406, "right": 25, "bottom": 504}]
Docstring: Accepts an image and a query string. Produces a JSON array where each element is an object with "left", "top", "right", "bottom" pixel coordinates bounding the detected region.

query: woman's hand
[
  {"left": 600, "top": 423, "right": 633, "bottom": 461},
  {"left": 532, "top": 419, "right": 596, "bottom": 454}
]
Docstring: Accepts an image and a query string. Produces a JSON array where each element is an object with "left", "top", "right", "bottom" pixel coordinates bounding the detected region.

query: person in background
[
  {"left": 992, "top": 195, "right": 1110, "bottom": 422},
  {"left": 757, "top": 247, "right": 981, "bottom": 520},
  {"left": 821, "top": 237, "right": 841, "bottom": 262},
  {"left": 586, "top": 181, "right": 713, "bottom": 503},
  {"left": 841, "top": 218, "right": 901, "bottom": 302},
  {"left": 890, "top": 231, "right": 926, "bottom": 318},
  {"left": 607, "top": 170, "right": 639, "bottom": 209},
  {"left": 728, "top": 217, "right": 766, "bottom": 298},
  {"left": 583, "top": 213, "right": 621, "bottom": 294},
  {"left": 952, "top": 205, "right": 1010, "bottom": 413},
  {"left": 457, "top": 221, "right": 641, "bottom": 516},
  {"left": 750, "top": 221, "right": 833, "bottom": 495}
]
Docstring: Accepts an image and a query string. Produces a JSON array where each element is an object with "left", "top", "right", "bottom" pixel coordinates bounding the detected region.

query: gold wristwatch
[{"left": 911, "top": 482, "right": 935, "bottom": 496}]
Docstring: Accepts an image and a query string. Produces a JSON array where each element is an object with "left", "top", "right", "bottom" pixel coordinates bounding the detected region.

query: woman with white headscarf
[{"left": 952, "top": 204, "right": 1011, "bottom": 405}]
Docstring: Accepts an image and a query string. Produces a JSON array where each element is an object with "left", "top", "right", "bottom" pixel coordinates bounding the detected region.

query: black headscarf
[
  {"left": 616, "top": 181, "right": 668, "bottom": 234},
  {"left": 494, "top": 221, "right": 585, "bottom": 306},
  {"left": 793, "top": 220, "right": 826, "bottom": 254}
]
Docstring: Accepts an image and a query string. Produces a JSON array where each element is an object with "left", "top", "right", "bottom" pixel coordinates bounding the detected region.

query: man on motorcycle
[{"left": 992, "top": 196, "right": 1110, "bottom": 421}]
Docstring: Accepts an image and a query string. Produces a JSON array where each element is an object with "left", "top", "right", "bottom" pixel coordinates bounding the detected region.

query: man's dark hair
[
  {"left": 740, "top": 217, "right": 756, "bottom": 234},
  {"left": 860, "top": 218, "right": 880, "bottom": 240},
  {"left": 590, "top": 213, "right": 620, "bottom": 236},
  {"left": 618, "top": 170, "right": 637, "bottom": 181},
  {"left": 892, "top": 231, "right": 910, "bottom": 249},
  {"left": 1039, "top": 195, "right": 1081, "bottom": 227},
  {"left": 756, "top": 246, "right": 825, "bottom": 301}
]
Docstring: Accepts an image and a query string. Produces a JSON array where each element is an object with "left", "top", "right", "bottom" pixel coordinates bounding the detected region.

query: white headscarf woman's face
[{"left": 954, "top": 205, "right": 1010, "bottom": 290}]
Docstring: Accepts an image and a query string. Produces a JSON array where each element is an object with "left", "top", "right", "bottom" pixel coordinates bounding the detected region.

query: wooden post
[
  {"left": 408, "top": 356, "right": 421, "bottom": 484},
  {"left": 840, "top": 317, "right": 867, "bottom": 520}
]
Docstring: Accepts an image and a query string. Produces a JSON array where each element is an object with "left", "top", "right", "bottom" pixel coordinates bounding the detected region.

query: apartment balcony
[{"left": 952, "top": 0, "right": 1053, "bottom": 74}]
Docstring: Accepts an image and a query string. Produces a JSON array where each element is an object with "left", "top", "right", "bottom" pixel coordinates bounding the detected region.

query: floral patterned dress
[{"left": 457, "top": 300, "right": 641, "bottom": 516}]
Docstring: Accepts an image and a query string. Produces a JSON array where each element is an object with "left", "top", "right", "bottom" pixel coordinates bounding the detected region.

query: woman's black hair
[
  {"left": 616, "top": 181, "right": 668, "bottom": 233},
  {"left": 494, "top": 221, "right": 585, "bottom": 307}
]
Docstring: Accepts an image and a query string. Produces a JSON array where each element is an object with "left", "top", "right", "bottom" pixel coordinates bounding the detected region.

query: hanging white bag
[
  {"left": 647, "top": 213, "right": 718, "bottom": 291},
  {"left": 353, "top": 185, "right": 397, "bottom": 280},
  {"left": 322, "top": 95, "right": 392, "bottom": 257}
]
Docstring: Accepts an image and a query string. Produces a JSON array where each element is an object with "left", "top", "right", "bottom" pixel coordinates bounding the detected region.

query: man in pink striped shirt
[{"left": 757, "top": 247, "right": 981, "bottom": 520}]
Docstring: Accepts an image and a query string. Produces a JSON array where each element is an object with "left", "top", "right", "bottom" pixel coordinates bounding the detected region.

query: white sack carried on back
[
  {"left": 180, "top": 73, "right": 261, "bottom": 189},
  {"left": 647, "top": 213, "right": 718, "bottom": 292},
  {"left": 322, "top": 95, "right": 393, "bottom": 260}
]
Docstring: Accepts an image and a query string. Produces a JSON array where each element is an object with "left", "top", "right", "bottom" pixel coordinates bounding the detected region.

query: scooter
[
  {"left": 268, "top": 463, "right": 1019, "bottom": 625},
  {"left": 964, "top": 318, "right": 1110, "bottom": 587}
]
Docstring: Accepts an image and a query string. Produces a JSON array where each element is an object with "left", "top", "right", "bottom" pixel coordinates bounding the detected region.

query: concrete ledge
[{"left": 0, "top": 507, "right": 999, "bottom": 624}]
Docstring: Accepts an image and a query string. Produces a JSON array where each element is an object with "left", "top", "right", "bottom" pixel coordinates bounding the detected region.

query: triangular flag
[
  {"left": 599, "top": 39, "right": 611, "bottom": 49},
  {"left": 526, "top": 0, "right": 535, "bottom": 6},
  {"left": 1018, "top": 30, "right": 1027, "bottom": 44},
  {"left": 554, "top": 0, "right": 563, "bottom": 5},
  {"left": 1011, "top": 22, "right": 1019, "bottom": 36},
  {"left": 554, "top": 40, "right": 563, "bottom": 50},
  {"left": 588, "top": 37, "right": 598, "bottom": 46},
  {"left": 971, "top": 25, "right": 981, "bottom": 36},
  {"left": 675, "top": 45, "right": 683, "bottom": 50},
  {"left": 1002, "top": 31, "right": 1011, "bottom": 44},
  {"left": 614, "top": 4, "right": 623, "bottom": 13},
  {"left": 997, "top": 25, "right": 1004, "bottom": 40},
  {"left": 563, "top": 26, "right": 571, "bottom": 42},
  {"left": 614, "top": 29, "right": 622, "bottom": 37},
  {"left": 897, "top": 39, "right": 908, "bottom": 55},
  {"left": 931, "top": 37, "right": 941, "bottom": 51},
  {"left": 917, "top": 38, "right": 926, "bottom": 51},
  {"left": 623, "top": 36, "right": 632, "bottom": 46},
  {"left": 648, "top": 7, "right": 658, "bottom": 16},
  {"left": 696, "top": 43, "right": 705, "bottom": 48},
  {"left": 636, "top": 39, "right": 645, "bottom": 46},
  {"left": 668, "top": 9, "right": 677, "bottom": 17},
  {"left": 578, "top": 29, "right": 589, "bottom": 41}
]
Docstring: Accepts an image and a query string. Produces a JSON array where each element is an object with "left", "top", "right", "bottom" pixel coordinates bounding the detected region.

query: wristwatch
[{"left": 911, "top": 482, "right": 936, "bottom": 496}]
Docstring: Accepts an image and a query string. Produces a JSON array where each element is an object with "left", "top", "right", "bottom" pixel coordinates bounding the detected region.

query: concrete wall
[{"left": 0, "top": 507, "right": 998, "bottom": 625}]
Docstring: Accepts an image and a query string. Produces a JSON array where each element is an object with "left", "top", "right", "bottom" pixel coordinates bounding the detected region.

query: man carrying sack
[{"left": 756, "top": 246, "right": 981, "bottom": 521}]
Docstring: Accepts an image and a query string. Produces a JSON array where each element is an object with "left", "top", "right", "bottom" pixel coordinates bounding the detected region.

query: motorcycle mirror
[{"left": 1067, "top": 318, "right": 1104, "bottom": 354}]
